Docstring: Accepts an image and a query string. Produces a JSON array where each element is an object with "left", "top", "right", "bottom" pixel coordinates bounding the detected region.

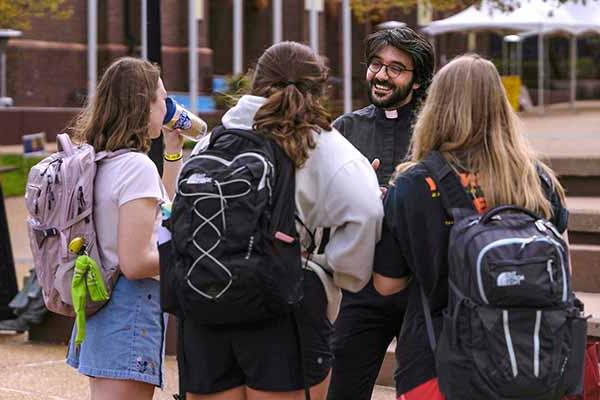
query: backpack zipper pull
[
  {"left": 49, "top": 191, "right": 55, "bottom": 211},
  {"left": 78, "top": 187, "right": 86, "bottom": 206},
  {"left": 546, "top": 259, "right": 555, "bottom": 283},
  {"left": 535, "top": 220, "right": 547, "bottom": 233},
  {"left": 77, "top": 187, "right": 85, "bottom": 213},
  {"left": 45, "top": 183, "right": 53, "bottom": 211},
  {"left": 54, "top": 160, "right": 61, "bottom": 184},
  {"left": 520, "top": 235, "right": 538, "bottom": 249}
]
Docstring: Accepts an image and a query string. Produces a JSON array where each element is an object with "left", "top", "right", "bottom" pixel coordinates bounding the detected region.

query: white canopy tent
[
  {"left": 423, "top": 0, "right": 600, "bottom": 35},
  {"left": 422, "top": 0, "right": 600, "bottom": 111}
]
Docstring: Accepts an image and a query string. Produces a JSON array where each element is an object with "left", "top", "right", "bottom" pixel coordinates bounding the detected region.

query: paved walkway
[
  {"left": 0, "top": 101, "right": 598, "bottom": 399},
  {"left": 0, "top": 330, "right": 395, "bottom": 399},
  {"left": 522, "top": 104, "right": 600, "bottom": 157},
  {"left": 0, "top": 332, "right": 179, "bottom": 400}
]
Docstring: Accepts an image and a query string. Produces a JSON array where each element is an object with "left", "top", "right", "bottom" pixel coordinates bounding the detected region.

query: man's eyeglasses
[{"left": 366, "top": 60, "right": 414, "bottom": 78}]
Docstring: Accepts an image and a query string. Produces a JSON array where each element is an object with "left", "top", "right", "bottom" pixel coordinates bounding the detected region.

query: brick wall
[
  {"left": 0, "top": 107, "right": 78, "bottom": 145},
  {"left": 207, "top": 0, "right": 422, "bottom": 111},
  {"left": 210, "top": 0, "right": 327, "bottom": 76},
  {"left": 4, "top": 0, "right": 212, "bottom": 107},
  {"left": 21, "top": 0, "right": 87, "bottom": 44},
  {"left": 0, "top": 107, "right": 223, "bottom": 145}
]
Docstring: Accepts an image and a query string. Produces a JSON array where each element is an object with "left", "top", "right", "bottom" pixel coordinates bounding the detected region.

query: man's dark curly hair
[{"left": 364, "top": 26, "right": 435, "bottom": 105}]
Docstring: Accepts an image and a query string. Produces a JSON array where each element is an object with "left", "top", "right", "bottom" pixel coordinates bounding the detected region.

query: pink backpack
[{"left": 25, "top": 133, "right": 122, "bottom": 317}]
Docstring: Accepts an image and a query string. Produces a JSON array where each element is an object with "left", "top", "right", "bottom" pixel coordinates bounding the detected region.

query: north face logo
[
  {"left": 497, "top": 271, "right": 525, "bottom": 287},
  {"left": 187, "top": 173, "right": 212, "bottom": 185}
]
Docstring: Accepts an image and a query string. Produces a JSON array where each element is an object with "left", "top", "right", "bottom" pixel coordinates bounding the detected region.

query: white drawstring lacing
[{"left": 176, "top": 153, "right": 272, "bottom": 300}]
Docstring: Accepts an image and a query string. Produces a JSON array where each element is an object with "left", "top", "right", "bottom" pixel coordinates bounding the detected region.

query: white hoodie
[{"left": 194, "top": 95, "right": 383, "bottom": 319}]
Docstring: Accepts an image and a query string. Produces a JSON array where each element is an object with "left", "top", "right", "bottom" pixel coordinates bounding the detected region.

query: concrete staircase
[
  {"left": 555, "top": 156, "right": 600, "bottom": 315},
  {"left": 546, "top": 157, "right": 600, "bottom": 197},
  {"left": 375, "top": 156, "right": 600, "bottom": 392},
  {"left": 567, "top": 197, "right": 600, "bottom": 292}
]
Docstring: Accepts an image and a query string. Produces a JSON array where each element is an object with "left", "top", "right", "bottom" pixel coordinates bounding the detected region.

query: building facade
[
  {"left": 6, "top": 0, "right": 212, "bottom": 107},
  {"left": 4, "top": 0, "right": 598, "bottom": 109}
]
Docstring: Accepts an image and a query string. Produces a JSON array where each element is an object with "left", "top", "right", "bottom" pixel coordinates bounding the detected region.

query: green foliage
[
  {"left": 213, "top": 74, "right": 252, "bottom": 110},
  {"left": 0, "top": 154, "right": 43, "bottom": 197},
  {"left": 349, "top": 0, "right": 592, "bottom": 23},
  {"left": 0, "top": 0, "right": 72, "bottom": 30}
]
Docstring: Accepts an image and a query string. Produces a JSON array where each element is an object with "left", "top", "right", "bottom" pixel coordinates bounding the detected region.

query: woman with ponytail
[{"left": 181, "top": 41, "right": 383, "bottom": 400}]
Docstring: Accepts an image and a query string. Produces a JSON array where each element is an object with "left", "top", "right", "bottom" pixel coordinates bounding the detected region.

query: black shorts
[{"left": 177, "top": 270, "right": 333, "bottom": 395}]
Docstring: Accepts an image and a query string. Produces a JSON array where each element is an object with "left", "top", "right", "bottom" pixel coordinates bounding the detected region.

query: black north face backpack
[
  {"left": 161, "top": 127, "right": 303, "bottom": 324},
  {"left": 421, "top": 151, "right": 587, "bottom": 400}
]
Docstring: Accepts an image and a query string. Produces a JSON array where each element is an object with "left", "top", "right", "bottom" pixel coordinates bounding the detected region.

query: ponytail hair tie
[{"left": 271, "top": 80, "right": 305, "bottom": 92}]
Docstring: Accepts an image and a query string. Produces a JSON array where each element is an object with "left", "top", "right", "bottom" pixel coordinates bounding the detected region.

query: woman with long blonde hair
[{"left": 372, "top": 54, "right": 569, "bottom": 399}]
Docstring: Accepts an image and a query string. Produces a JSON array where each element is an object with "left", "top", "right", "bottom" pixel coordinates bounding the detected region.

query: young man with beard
[{"left": 327, "top": 27, "right": 435, "bottom": 400}]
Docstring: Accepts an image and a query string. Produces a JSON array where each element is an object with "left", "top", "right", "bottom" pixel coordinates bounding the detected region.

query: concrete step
[
  {"left": 28, "top": 313, "right": 72, "bottom": 344},
  {"left": 567, "top": 197, "right": 600, "bottom": 245},
  {"left": 547, "top": 157, "right": 600, "bottom": 178},
  {"left": 372, "top": 385, "right": 396, "bottom": 399},
  {"left": 375, "top": 291, "right": 600, "bottom": 390},
  {"left": 375, "top": 342, "right": 396, "bottom": 388},
  {"left": 575, "top": 292, "right": 600, "bottom": 338},
  {"left": 563, "top": 177, "right": 600, "bottom": 197},
  {"left": 571, "top": 244, "right": 600, "bottom": 293},
  {"left": 545, "top": 157, "right": 600, "bottom": 197},
  {"left": 567, "top": 197, "right": 600, "bottom": 293}
]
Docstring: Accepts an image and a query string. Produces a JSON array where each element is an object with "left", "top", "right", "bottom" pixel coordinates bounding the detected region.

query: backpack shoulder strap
[
  {"left": 208, "top": 125, "right": 266, "bottom": 149},
  {"left": 420, "top": 284, "right": 437, "bottom": 351},
  {"left": 419, "top": 151, "right": 475, "bottom": 353},
  {"left": 266, "top": 137, "right": 297, "bottom": 231},
  {"left": 421, "top": 151, "right": 476, "bottom": 219},
  {"left": 535, "top": 162, "right": 554, "bottom": 196}
]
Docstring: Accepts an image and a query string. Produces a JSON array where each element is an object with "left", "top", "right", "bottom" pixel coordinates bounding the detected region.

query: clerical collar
[
  {"left": 379, "top": 97, "right": 415, "bottom": 120},
  {"left": 384, "top": 109, "right": 398, "bottom": 119}
]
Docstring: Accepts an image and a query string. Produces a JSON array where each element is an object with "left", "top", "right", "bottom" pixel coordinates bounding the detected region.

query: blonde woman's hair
[
  {"left": 398, "top": 54, "right": 564, "bottom": 219},
  {"left": 70, "top": 57, "right": 161, "bottom": 153}
]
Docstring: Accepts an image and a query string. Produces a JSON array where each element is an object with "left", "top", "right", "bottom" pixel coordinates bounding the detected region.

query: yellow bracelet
[{"left": 163, "top": 151, "right": 183, "bottom": 162}]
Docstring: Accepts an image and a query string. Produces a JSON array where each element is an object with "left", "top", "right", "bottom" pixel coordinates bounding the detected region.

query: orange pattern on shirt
[
  {"left": 458, "top": 172, "right": 488, "bottom": 214},
  {"left": 425, "top": 172, "right": 488, "bottom": 214}
]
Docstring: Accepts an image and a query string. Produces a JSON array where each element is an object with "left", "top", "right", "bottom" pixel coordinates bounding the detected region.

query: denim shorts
[{"left": 66, "top": 276, "right": 167, "bottom": 387}]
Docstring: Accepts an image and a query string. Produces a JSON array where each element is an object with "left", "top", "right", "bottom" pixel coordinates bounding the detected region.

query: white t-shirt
[{"left": 94, "top": 152, "right": 167, "bottom": 278}]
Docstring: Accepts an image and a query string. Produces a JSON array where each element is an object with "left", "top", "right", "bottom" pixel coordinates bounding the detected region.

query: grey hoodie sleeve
[{"left": 320, "top": 158, "right": 383, "bottom": 292}]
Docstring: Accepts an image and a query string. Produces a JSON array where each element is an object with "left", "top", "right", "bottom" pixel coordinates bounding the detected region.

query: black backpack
[
  {"left": 161, "top": 127, "right": 304, "bottom": 324},
  {"left": 421, "top": 151, "right": 587, "bottom": 400}
]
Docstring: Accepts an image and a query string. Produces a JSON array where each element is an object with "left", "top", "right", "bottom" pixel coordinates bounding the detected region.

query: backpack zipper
[
  {"left": 40, "top": 157, "right": 62, "bottom": 177},
  {"left": 533, "top": 310, "right": 542, "bottom": 377},
  {"left": 476, "top": 237, "right": 567, "bottom": 304},
  {"left": 546, "top": 259, "right": 555, "bottom": 283},
  {"left": 180, "top": 152, "right": 270, "bottom": 193},
  {"left": 45, "top": 174, "right": 54, "bottom": 211},
  {"left": 503, "top": 309, "right": 519, "bottom": 377},
  {"left": 53, "top": 159, "right": 62, "bottom": 184}
]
